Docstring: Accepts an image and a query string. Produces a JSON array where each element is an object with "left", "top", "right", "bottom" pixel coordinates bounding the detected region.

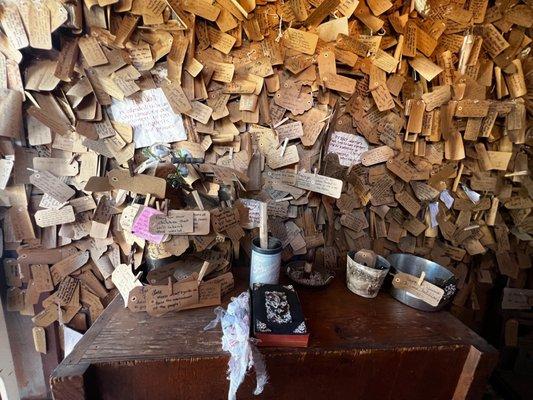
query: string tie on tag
[
  {"left": 246, "top": 49, "right": 256, "bottom": 62},
  {"left": 275, "top": 17, "right": 284, "bottom": 42}
]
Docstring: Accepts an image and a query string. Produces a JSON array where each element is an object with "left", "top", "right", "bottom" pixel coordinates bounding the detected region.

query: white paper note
[
  {"left": 110, "top": 88, "right": 186, "bottom": 148},
  {"left": 327, "top": 131, "right": 369, "bottom": 167}
]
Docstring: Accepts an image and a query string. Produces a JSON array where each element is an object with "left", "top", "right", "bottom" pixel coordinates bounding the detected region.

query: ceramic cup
[{"left": 346, "top": 251, "right": 391, "bottom": 298}]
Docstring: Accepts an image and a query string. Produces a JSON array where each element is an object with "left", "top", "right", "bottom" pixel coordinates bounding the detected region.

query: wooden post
[{"left": 259, "top": 202, "right": 268, "bottom": 249}]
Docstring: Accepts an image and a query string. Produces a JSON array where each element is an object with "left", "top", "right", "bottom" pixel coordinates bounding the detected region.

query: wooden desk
[{"left": 51, "top": 270, "right": 497, "bottom": 400}]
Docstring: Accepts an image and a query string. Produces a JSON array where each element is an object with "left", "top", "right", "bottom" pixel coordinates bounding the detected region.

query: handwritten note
[
  {"left": 132, "top": 207, "right": 165, "bottom": 243},
  {"left": 295, "top": 172, "right": 343, "bottom": 199},
  {"left": 327, "top": 131, "right": 369, "bottom": 166},
  {"left": 392, "top": 272, "right": 444, "bottom": 307},
  {"left": 112, "top": 264, "right": 142, "bottom": 306},
  {"left": 145, "top": 280, "right": 199, "bottom": 316},
  {"left": 110, "top": 88, "right": 186, "bottom": 148},
  {"left": 239, "top": 198, "right": 261, "bottom": 229},
  {"left": 149, "top": 211, "right": 194, "bottom": 235}
]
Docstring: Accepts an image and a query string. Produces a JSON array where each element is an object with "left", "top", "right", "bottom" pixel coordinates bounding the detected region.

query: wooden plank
[
  {"left": 0, "top": 297, "right": 21, "bottom": 400},
  {"left": 453, "top": 345, "right": 499, "bottom": 400},
  {"left": 87, "top": 346, "right": 467, "bottom": 399},
  {"left": 50, "top": 363, "right": 91, "bottom": 400}
]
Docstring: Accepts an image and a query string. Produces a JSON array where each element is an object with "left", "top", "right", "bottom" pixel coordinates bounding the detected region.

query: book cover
[{"left": 251, "top": 283, "right": 309, "bottom": 347}]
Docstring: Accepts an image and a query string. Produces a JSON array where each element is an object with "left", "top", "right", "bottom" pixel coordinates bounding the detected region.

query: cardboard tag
[
  {"left": 373, "top": 49, "right": 398, "bottom": 74},
  {"left": 35, "top": 206, "right": 76, "bottom": 228},
  {"left": 266, "top": 145, "right": 300, "bottom": 169},
  {"left": 486, "top": 151, "right": 512, "bottom": 171},
  {"left": 295, "top": 172, "right": 343, "bottom": 199},
  {"left": 149, "top": 211, "right": 195, "bottom": 235},
  {"left": 506, "top": 59, "right": 527, "bottom": 99},
  {"left": 56, "top": 276, "right": 78, "bottom": 306},
  {"left": 502, "top": 288, "right": 533, "bottom": 310},
  {"left": 111, "top": 264, "right": 142, "bottom": 307},
  {"left": 208, "top": 62, "right": 233, "bottom": 83},
  {"left": 504, "top": 197, "right": 533, "bottom": 210},
  {"left": 32, "top": 326, "right": 46, "bottom": 354},
  {"left": 415, "top": 24, "right": 438, "bottom": 57},
  {"left": 132, "top": 207, "right": 165, "bottom": 243},
  {"left": 304, "top": 0, "right": 340, "bottom": 28},
  {"left": 127, "top": 286, "right": 149, "bottom": 312},
  {"left": 33, "top": 157, "right": 79, "bottom": 177},
  {"left": 0, "top": 4, "right": 29, "bottom": 49},
  {"left": 392, "top": 272, "right": 444, "bottom": 307},
  {"left": 340, "top": 210, "right": 368, "bottom": 232},
  {"left": 28, "top": 105, "right": 72, "bottom": 136},
  {"left": 0, "top": 89, "right": 23, "bottom": 138},
  {"left": 69, "top": 196, "right": 97, "bottom": 213},
  {"left": 181, "top": 280, "right": 221, "bottom": 310},
  {"left": 455, "top": 100, "right": 490, "bottom": 118},
  {"left": 481, "top": 24, "right": 510, "bottom": 58},
  {"left": 32, "top": 304, "right": 59, "bottom": 327},
  {"left": 361, "top": 146, "right": 394, "bottom": 166},
  {"left": 78, "top": 36, "right": 108, "bottom": 67},
  {"left": 317, "top": 16, "right": 349, "bottom": 43},
  {"left": 371, "top": 83, "right": 395, "bottom": 111},
  {"left": 108, "top": 169, "right": 166, "bottom": 198},
  {"left": 412, "top": 181, "right": 440, "bottom": 201},
  {"left": 367, "top": 0, "right": 392, "bottom": 16},
  {"left": 406, "top": 99, "right": 425, "bottom": 135},
  {"left": 402, "top": 21, "right": 417, "bottom": 58},
  {"left": 395, "top": 191, "right": 421, "bottom": 217},
  {"left": 323, "top": 73, "right": 357, "bottom": 94},
  {"left": 50, "top": 250, "right": 89, "bottom": 285},
  {"left": 275, "top": 121, "right": 304, "bottom": 142},
  {"left": 409, "top": 55, "right": 443, "bottom": 81},
  {"left": 182, "top": 0, "right": 220, "bottom": 21},
  {"left": 207, "top": 26, "right": 236, "bottom": 54},
  {"left": 22, "top": 0, "right": 52, "bottom": 50},
  {"left": 4, "top": 259, "right": 21, "bottom": 288},
  {"left": 31, "top": 264, "right": 54, "bottom": 293},
  {"left": 422, "top": 85, "right": 451, "bottom": 112},
  {"left": 184, "top": 100, "right": 213, "bottom": 125},
  {"left": 211, "top": 207, "right": 239, "bottom": 232},
  {"left": 387, "top": 157, "right": 428, "bottom": 182},
  {"left": 114, "top": 14, "right": 139, "bottom": 48},
  {"left": 327, "top": 131, "right": 369, "bottom": 167},
  {"left": 145, "top": 280, "right": 199, "bottom": 316},
  {"left": 283, "top": 28, "right": 319, "bottom": 55}
]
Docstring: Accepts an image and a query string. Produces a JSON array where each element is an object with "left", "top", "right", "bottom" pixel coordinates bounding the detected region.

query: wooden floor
[{"left": 51, "top": 267, "right": 498, "bottom": 400}]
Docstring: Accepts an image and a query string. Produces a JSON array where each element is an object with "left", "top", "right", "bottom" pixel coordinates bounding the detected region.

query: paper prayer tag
[
  {"left": 295, "top": 172, "right": 343, "bottom": 199},
  {"left": 34, "top": 205, "right": 76, "bottom": 228},
  {"left": 108, "top": 169, "right": 167, "bottom": 198},
  {"left": 30, "top": 170, "right": 75, "bottom": 203},
  {"left": 283, "top": 28, "right": 319, "bottom": 55},
  {"left": 149, "top": 211, "right": 195, "bottom": 235},
  {"left": 145, "top": 280, "right": 199, "bottom": 316},
  {"left": 112, "top": 264, "right": 142, "bottom": 307},
  {"left": 392, "top": 272, "right": 444, "bottom": 307}
]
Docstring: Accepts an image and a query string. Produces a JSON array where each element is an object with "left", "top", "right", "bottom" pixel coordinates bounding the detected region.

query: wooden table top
[{"left": 61, "top": 266, "right": 494, "bottom": 367}]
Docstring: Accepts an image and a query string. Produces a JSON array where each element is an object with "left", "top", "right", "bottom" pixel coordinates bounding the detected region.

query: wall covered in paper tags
[{"left": 0, "top": 0, "right": 532, "bottom": 388}]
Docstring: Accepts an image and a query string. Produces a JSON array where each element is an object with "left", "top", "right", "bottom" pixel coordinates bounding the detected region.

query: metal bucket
[
  {"left": 386, "top": 254, "right": 457, "bottom": 311},
  {"left": 346, "top": 251, "right": 391, "bottom": 298},
  {"left": 250, "top": 236, "right": 282, "bottom": 288}
]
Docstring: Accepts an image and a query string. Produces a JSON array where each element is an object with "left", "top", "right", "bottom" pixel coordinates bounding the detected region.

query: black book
[{"left": 251, "top": 283, "right": 309, "bottom": 347}]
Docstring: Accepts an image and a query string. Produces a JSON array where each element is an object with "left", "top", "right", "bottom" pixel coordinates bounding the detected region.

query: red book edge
[{"left": 255, "top": 332, "right": 310, "bottom": 348}]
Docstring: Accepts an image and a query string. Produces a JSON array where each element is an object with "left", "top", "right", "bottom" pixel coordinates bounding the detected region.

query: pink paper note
[{"left": 132, "top": 207, "right": 164, "bottom": 244}]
